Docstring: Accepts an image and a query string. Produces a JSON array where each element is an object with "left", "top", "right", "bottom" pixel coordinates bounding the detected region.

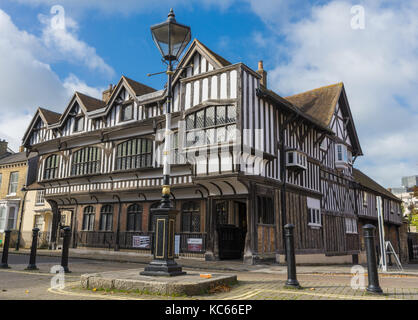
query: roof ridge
[
  {"left": 285, "top": 82, "right": 343, "bottom": 98},
  {"left": 194, "top": 39, "right": 231, "bottom": 67},
  {"left": 122, "top": 75, "right": 157, "bottom": 92}
]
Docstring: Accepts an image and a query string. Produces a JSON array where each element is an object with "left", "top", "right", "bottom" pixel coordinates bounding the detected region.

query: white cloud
[
  {"left": 38, "top": 12, "right": 114, "bottom": 76},
  {"left": 257, "top": 1, "right": 418, "bottom": 187},
  {"left": 0, "top": 9, "right": 105, "bottom": 151},
  {"left": 9, "top": 0, "right": 237, "bottom": 15}
]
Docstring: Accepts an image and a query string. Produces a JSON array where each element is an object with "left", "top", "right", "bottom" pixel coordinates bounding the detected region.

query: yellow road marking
[{"left": 224, "top": 289, "right": 263, "bottom": 300}]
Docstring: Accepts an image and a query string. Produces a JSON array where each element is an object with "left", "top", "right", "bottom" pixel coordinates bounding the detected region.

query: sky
[{"left": 0, "top": 0, "right": 417, "bottom": 188}]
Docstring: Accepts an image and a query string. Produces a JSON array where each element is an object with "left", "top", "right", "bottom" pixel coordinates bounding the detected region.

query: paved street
[{"left": 0, "top": 252, "right": 417, "bottom": 300}]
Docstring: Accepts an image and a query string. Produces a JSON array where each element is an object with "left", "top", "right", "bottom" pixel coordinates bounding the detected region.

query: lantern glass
[{"left": 151, "top": 19, "right": 191, "bottom": 61}]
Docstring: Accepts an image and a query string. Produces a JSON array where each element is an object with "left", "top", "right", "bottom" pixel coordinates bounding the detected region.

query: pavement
[
  {"left": 0, "top": 250, "right": 417, "bottom": 300},
  {"left": 7, "top": 247, "right": 418, "bottom": 275}
]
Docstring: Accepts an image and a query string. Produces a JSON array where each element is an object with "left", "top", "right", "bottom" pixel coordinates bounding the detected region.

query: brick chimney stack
[
  {"left": 102, "top": 84, "right": 114, "bottom": 103},
  {"left": 0, "top": 139, "right": 8, "bottom": 156},
  {"left": 257, "top": 60, "right": 267, "bottom": 88}
]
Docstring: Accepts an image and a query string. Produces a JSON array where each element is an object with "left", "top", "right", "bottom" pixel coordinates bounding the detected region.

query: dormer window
[
  {"left": 121, "top": 104, "right": 133, "bottom": 122},
  {"left": 74, "top": 116, "right": 84, "bottom": 132},
  {"left": 286, "top": 150, "right": 307, "bottom": 170},
  {"left": 335, "top": 144, "right": 348, "bottom": 169}
]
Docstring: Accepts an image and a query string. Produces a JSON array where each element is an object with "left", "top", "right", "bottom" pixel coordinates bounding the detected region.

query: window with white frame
[
  {"left": 345, "top": 218, "right": 358, "bottom": 234},
  {"left": 335, "top": 144, "right": 348, "bottom": 162},
  {"left": 7, "top": 207, "right": 16, "bottom": 230},
  {"left": 35, "top": 190, "right": 45, "bottom": 205},
  {"left": 307, "top": 197, "right": 321, "bottom": 227},
  {"left": 0, "top": 207, "right": 6, "bottom": 231},
  {"left": 8, "top": 172, "right": 19, "bottom": 195}
]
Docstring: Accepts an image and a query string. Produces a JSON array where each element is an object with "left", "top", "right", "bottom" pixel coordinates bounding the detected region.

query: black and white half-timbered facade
[{"left": 22, "top": 39, "right": 404, "bottom": 264}]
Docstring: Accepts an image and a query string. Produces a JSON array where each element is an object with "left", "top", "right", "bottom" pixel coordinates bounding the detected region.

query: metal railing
[{"left": 75, "top": 230, "right": 207, "bottom": 254}]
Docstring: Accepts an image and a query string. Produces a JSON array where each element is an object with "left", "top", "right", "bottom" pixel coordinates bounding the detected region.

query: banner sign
[
  {"left": 175, "top": 235, "right": 180, "bottom": 255},
  {"left": 133, "top": 236, "right": 150, "bottom": 249},
  {"left": 187, "top": 238, "right": 202, "bottom": 252}
]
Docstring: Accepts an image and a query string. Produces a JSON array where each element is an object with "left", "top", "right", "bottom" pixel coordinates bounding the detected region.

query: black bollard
[
  {"left": 26, "top": 228, "right": 40, "bottom": 270},
  {"left": 363, "top": 224, "right": 383, "bottom": 294},
  {"left": 60, "top": 227, "right": 71, "bottom": 273},
  {"left": 284, "top": 224, "right": 301, "bottom": 288},
  {"left": 0, "top": 230, "right": 12, "bottom": 269}
]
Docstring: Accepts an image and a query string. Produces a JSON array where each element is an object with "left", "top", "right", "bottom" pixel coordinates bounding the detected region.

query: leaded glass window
[
  {"left": 71, "top": 147, "right": 101, "bottom": 176},
  {"left": 115, "top": 138, "right": 152, "bottom": 171},
  {"left": 185, "top": 105, "right": 236, "bottom": 148},
  {"left": 181, "top": 202, "right": 200, "bottom": 232}
]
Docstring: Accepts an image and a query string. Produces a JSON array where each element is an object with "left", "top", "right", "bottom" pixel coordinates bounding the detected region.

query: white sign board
[
  {"left": 187, "top": 238, "right": 203, "bottom": 252},
  {"left": 132, "top": 236, "right": 150, "bottom": 249},
  {"left": 175, "top": 235, "right": 180, "bottom": 255}
]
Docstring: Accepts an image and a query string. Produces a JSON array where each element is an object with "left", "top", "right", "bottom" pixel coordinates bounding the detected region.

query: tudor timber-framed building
[{"left": 22, "top": 39, "right": 403, "bottom": 264}]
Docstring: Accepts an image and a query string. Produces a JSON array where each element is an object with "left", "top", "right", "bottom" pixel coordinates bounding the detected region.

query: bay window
[
  {"left": 71, "top": 147, "right": 101, "bottom": 176},
  {"left": 115, "top": 138, "right": 153, "bottom": 171},
  {"left": 185, "top": 105, "right": 236, "bottom": 147}
]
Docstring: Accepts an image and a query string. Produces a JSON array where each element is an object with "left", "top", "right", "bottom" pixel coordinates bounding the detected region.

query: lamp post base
[{"left": 141, "top": 259, "right": 186, "bottom": 277}]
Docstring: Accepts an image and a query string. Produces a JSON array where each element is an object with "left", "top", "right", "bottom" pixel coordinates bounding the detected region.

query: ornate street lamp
[{"left": 141, "top": 9, "right": 191, "bottom": 277}]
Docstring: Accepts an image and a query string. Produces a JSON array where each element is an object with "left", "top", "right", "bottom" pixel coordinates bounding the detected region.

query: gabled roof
[
  {"left": 353, "top": 168, "right": 401, "bottom": 202},
  {"left": 75, "top": 92, "right": 106, "bottom": 112},
  {"left": 38, "top": 107, "right": 61, "bottom": 125},
  {"left": 123, "top": 76, "right": 157, "bottom": 97},
  {"left": 194, "top": 39, "right": 231, "bottom": 67},
  {"left": 285, "top": 83, "right": 362, "bottom": 156},
  {"left": 172, "top": 39, "right": 232, "bottom": 85},
  {"left": 257, "top": 87, "right": 334, "bottom": 135},
  {"left": 285, "top": 83, "right": 343, "bottom": 128}
]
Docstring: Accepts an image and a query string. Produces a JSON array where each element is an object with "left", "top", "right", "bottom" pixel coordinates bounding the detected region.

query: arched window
[
  {"left": 127, "top": 204, "right": 143, "bottom": 231},
  {"left": 148, "top": 202, "right": 160, "bottom": 231},
  {"left": 100, "top": 205, "right": 113, "bottom": 231},
  {"left": 82, "top": 206, "right": 95, "bottom": 231},
  {"left": 181, "top": 202, "right": 200, "bottom": 232},
  {"left": 43, "top": 154, "right": 59, "bottom": 180},
  {"left": 115, "top": 138, "right": 153, "bottom": 171},
  {"left": 71, "top": 147, "right": 101, "bottom": 176}
]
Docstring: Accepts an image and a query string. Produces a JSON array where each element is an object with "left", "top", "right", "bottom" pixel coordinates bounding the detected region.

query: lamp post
[{"left": 141, "top": 9, "right": 191, "bottom": 277}]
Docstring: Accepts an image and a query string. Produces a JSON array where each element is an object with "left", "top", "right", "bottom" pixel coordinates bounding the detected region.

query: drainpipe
[
  {"left": 15, "top": 187, "right": 28, "bottom": 251},
  {"left": 113, "top": 195, "right": 121, "bottom": 251}
]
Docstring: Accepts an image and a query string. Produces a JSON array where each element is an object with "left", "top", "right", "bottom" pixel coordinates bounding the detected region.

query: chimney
[
  {"left": 0, "top": 140, "right": 8, "bottom": 156},
  {"left": 257, "top": 60, "right": 267, "bottom": 88},
  {"left": 19, "top": 145, "right": 25, "bottom": 153},
  {"left": 102, "top": 84, "right": 114, "bottom": 103}
]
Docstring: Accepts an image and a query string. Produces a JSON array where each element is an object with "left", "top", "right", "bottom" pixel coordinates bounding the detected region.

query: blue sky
[{"left": 0, "top": 0, "right": 417, "bottom": 188}]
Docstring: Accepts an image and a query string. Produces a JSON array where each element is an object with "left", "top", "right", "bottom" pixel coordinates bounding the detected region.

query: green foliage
[{"left": 410, "top": 212, "right": 418, "bottom": 228}]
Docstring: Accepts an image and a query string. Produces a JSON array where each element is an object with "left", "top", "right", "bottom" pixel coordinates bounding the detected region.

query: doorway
[{"left": 216, "top": 200, "right": 247, "bottom": 260}]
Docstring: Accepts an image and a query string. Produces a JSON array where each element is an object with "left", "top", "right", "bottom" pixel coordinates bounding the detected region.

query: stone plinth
[{"left": 80, "top": 269, "right": 237, "bottom": 296}]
